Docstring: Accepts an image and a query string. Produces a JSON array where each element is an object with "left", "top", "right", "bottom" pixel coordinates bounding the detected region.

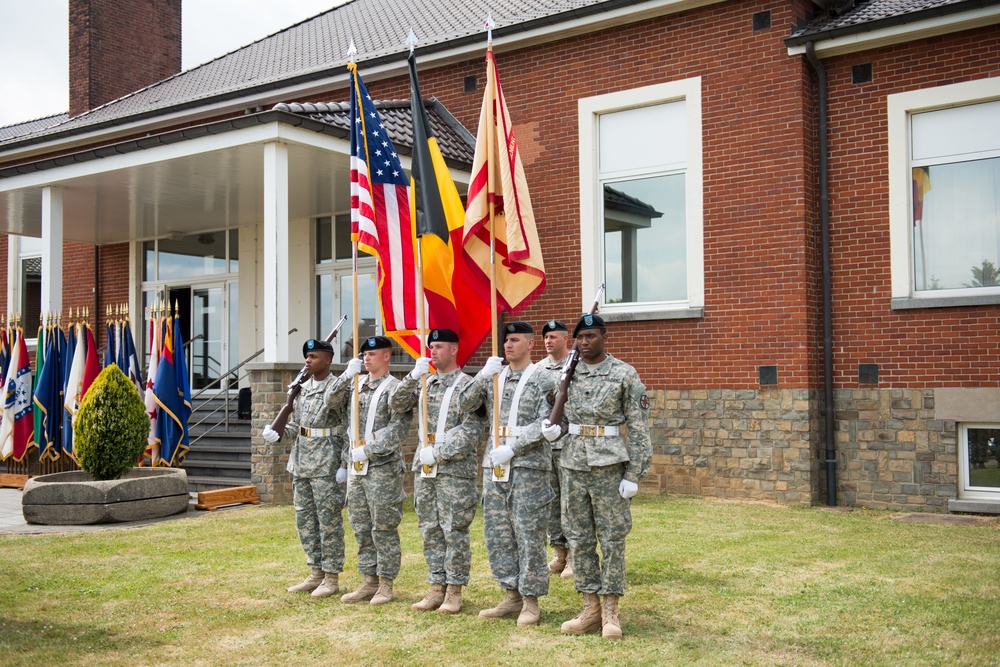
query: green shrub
[{"left": 74, "top": 364, "right": 150, "bottom": 481}]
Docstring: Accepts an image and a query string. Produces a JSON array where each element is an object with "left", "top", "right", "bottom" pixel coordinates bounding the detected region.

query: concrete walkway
[{"left": 0, "top": 487, "right": 205, "bottom": 535}]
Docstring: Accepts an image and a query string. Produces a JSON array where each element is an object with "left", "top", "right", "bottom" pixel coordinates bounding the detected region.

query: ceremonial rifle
[
  {"left": 268, "top": 315, "right": 349, "bottom": 434},
  {"left": 547, "top": 283, "right": 605, "bottom": 426}
]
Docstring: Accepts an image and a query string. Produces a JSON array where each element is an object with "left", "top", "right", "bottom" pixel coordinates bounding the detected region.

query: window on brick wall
[
  {"left": 959, "top": 424, "right": 1000, "bottom": 499},
  {"left": 578, "top": 78, "right": 703, "bottom": 317},
  {"left": 888, "top": 79, "right": 1000, "bottom": 307},
  {"left": 17, "top": 235, "right": 42, "bottom": 340}
]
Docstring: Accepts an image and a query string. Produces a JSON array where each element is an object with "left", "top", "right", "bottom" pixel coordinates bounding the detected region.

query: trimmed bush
[{"left": 74, "top": 365, "right": 151, "bottom": 481}]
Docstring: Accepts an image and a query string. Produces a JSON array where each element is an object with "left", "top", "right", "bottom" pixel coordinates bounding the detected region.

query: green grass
[{"left": 1, "top": 495, "right": 998, "bottom": 666}]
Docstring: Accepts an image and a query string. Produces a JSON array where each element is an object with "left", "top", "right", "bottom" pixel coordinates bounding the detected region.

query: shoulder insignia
[
  {"left": 547, "top": 388, "right": 556, "bottom": 406},
  {"left": 639, "top": 394, "right": 650, "bottom": 411}
]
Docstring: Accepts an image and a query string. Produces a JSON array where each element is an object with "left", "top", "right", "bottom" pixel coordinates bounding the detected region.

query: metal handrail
[{"left": 187, "top": 328, "right": 298, "bottom": 445}]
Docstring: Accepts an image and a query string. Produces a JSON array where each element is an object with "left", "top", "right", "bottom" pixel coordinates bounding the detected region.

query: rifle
[
  {"left": 547, "top": 283, "right": 605, "bottom": 426},
  {"left": 268, "top": 315, "right": 349, "bottom": 435}
]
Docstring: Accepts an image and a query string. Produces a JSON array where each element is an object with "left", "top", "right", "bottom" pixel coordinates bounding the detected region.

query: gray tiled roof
[
  {"left": 273, "top": 98, "right": 476, "bottom": 166},
  {"left": 0, "top": 113, "right": 68, "bottom": 143},
  {"left": 0, "top": 0, "right": 610, "bottom": 149},
  {"left": 789, "top": 0, "right": 998, "bottom": 42}
]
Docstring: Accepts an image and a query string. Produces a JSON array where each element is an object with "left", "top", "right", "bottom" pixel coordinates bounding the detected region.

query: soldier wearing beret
[
  {"left": 261, "top": 339, "right": 348, "bottom": 599},
  {"left": 329, "top": 335, "right": 412, "bottom": 606},
  {"left": 390, "top": 328, "right": 486, "bottom": 614},
  {"left": 458, "top": 321, "right": 556, "bottom": 627},
  {"left": 541, "top": 314, "right": 651, "bottom": 639},
  {"left": 540, "top": 319, "right": 573, "bottom": 579}
]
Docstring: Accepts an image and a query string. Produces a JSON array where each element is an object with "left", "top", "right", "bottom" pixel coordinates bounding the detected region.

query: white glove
[
  {"left": 541, "top": 419, "right": 561, "bottom": 442},
  {"left": 351, "top": 445, "right": 368, "bottom": 463},
  {"left": 410, "top": 357, "right": 431, "bottom": 379},
  {"left": 342, "top": 357, "right": 363, "bottom": 379},
  {"left": 478, "top": 356, "right": 504, "bottom": 379},
  {"left": 491, "top": 444, "right": 515, "bottom": 466},
  {"left": 336, "top": 467, "right": 348, "bottom": 484},
  {"left": 619, "top": 479, "right": 639, "bottom": 499},
  {"left": 419, "top": 446, "right": 437, "bottom": 466},
  {"left": 261, "top": 425, "right": 280, "bottom": 442}
]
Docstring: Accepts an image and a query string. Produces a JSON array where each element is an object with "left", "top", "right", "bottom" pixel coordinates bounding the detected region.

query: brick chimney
[{"left": 69, "top": 0, "right": 182, "bottom": 117}]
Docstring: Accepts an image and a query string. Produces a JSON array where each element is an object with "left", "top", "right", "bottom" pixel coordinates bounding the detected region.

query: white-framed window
[
  {"left": 888, "top": 78, "right": 1000, "bottom": 308},
  {"left": 958, "top": 423, "right": 1000, "bottom": 499},
  {"left": 5, "top": 234, "right": 43, "bottom": 342},
  {"left": 578, "top": 78, "right": 703, "bottom": 318}
]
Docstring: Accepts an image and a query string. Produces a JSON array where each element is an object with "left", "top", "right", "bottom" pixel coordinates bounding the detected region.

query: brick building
[{"left": 1, "top": 0, "right": 998, "bottom": 510}]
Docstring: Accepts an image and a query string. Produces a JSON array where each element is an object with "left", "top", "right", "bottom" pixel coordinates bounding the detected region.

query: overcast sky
[{"left": 0, "top": 0, "right": 340, "bottom": 127}]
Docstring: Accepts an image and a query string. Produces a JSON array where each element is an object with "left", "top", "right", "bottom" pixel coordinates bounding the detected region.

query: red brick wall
[
  {"left": 69, "top": 0, "right": 181, "bottom": 117},
  {"left": 822, "top": 26, "right": 1000, "bottom": 389},
  {"left": 96, "top": 242, "right": 130, "bottom": 351},
  {"left": 305, "top": 0, "right": 817, "bottom": 391}
]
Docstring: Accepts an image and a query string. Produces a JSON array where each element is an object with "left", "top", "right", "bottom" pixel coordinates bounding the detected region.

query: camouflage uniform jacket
[
  {"left": 458, "top": 363, "right": 555, "bottom": 471},
  {"left": 330, "top": 372, "right": 412, "bottom": 469},
  {"left": 560, "top": 354, "right": 651, "bottom": 484},
  {"left": 280, "top": 374, "right": 346, "bottom": 478},
  {"left": 390, "top": 369, "right": 485, "bottom": 479}
]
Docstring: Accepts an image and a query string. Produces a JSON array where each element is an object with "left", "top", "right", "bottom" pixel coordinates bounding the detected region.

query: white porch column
[
  {"left": 41, "top": 186, "right": 64, "bottom": 316},
  {"left": 262, "top": 141, "right": 290, "bottom": 362}
]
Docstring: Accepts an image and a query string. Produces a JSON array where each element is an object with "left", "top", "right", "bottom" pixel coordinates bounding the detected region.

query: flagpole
[
  {"left": 406, "top": 30, "right": 435, "bottom": 477},
  {"left": 348, "top": 46, "right": 365, "bottom": 474},
  {"left": 484, "top": 18, "right": 505, "bottom": 481}
]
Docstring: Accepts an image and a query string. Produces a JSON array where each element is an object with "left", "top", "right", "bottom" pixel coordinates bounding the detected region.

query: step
[
  {"left": 184, "top": 446, "right": 252, "bottom": 463},
  {"left": 187, "top": 475, "right": 254, "bottom": 494}
]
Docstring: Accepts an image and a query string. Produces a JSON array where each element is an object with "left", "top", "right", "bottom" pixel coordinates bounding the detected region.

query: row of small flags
[{"left": 0, "top": 305, "right": 191, "bottom": 467}]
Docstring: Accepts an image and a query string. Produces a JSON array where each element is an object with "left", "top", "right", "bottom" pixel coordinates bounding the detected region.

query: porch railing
[{"left": 186, "top": 328, "right": 297, "bottom": 447}]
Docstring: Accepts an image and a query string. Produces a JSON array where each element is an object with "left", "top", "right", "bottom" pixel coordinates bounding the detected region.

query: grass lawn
[{"left": 1, "top": 495, "right": 998, "bottom": 667}]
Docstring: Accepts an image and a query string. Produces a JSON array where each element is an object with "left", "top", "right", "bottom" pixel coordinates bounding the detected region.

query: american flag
[{"left": 349, "top": 63, "right": 417, "bottom": 334}]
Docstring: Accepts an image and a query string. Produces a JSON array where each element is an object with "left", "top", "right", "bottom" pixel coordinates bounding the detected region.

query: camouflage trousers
[
  {"left": 561, "top": 463, "right": 633, "bottom": 596},
  {"left": 547, "top": 448, "right": 568, "bottom": 549},
  {"left": 293, "top": 474, "right": 346, "bottom": 573},
  {"left": 414, "top": 474, "right": 478, "bottom": 585},
  {"left": 482, "top": 466, "right": 554, "bottom": 597},
  {"left": 347, "top": 463, "right": 405, "bottom": 580}
]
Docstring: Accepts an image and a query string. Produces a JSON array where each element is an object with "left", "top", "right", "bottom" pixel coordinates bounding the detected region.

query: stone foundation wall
[
  {"left": 647, "top": 388, "right": 821, "bottom": 506},
  {"left": 834, "top": 388, "right": 958, "bottom": 511}
]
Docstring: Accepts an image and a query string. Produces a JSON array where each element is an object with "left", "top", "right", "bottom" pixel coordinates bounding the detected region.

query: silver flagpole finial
[
  {"left": 405, "top": 28, "right": 418, "bottom": 54},
  {"left": 347, "top": 40, "right": 358, "bottom": 65},
  {"left": 485, "top": 13, "right": 496, "bottom": 43}
]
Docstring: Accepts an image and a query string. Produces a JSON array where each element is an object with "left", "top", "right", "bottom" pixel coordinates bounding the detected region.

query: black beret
[
  {"left": 427, "top": 328, "right": 459, "bottom": 345},
  {"left": 302, "top": 339, "right": 334, "bottom": 357},
  {"left": 541, "top": 320, "right": 568, "bottom": 335},
  {"left": 573, "top": 313, "right": 607, "bottom": 338},
  {"left": 502, "top": 321, "right": 534, "bottom": 341},
  {"left": 358, "top": 335, "right": 393, "bottom": 352}
]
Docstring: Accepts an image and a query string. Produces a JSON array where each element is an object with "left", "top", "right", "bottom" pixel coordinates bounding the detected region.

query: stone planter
[{"left": 22, "top": 467, "right": 190, "bottom": 525}]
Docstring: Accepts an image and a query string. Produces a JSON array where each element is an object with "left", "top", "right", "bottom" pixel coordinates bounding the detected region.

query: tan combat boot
[
  {"left": 602, "top": 594, "right": 622, "bottom": 639},
  {"left": 561, "top": 553, "right": 574, "bottom": 579},
  {"left": 517, "top": 595, "right": 540, "bottom": 626},
  {"left": 369, "top": 577, "right": 394, "bottom": 606},
  {"left": 548, "top": 546, "right": 568, "bottom": 574},
  {"left": 560, "top": 592, "right": 602, "bottom": 635},
  {"left": 478, "top": 589, "right": 523, "bottom": 619},
  {"left": 340, "top": 574, "right": 379, "bottom": 603},
  {"left": 311, "top": 572, "right": 340, "bottom": 598},
  {"left": 287, "top": 568, "right": 324, "bottom": 593},
  {"left": 437, "top": 584, "right": 463, "bottom": 615},
  {"left": 411, "top": 583, "right": 446, "bottom": 611}
]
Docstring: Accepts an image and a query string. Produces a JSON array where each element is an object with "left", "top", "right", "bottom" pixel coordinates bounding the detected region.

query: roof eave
[{"left": 786, "top": 0, "right": 1000, "bottom": 55}]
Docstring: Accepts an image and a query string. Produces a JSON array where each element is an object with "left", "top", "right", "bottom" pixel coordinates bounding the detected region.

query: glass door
[{"left": 190, "top": 285, "right": 225, "bottom": 391}]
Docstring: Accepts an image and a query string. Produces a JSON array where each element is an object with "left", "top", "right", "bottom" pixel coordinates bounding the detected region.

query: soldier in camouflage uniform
[
  {"left": 329, "top": 335, "right": 412, "bottom": 606},
  {"left": 261, "top": 339, "right": 347, "bottom": 599},
  {"left": 540, "top": 319, "right": 573, "bottom": 578},
  {"left": 458, "top": 321, "right": 555, "bottom": 627},
  {"left": 390, "top": 328, "right": 485, "bottom": 614},
  {"left": 542, "top": 314, "right": 651, "bottom": 640}
]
